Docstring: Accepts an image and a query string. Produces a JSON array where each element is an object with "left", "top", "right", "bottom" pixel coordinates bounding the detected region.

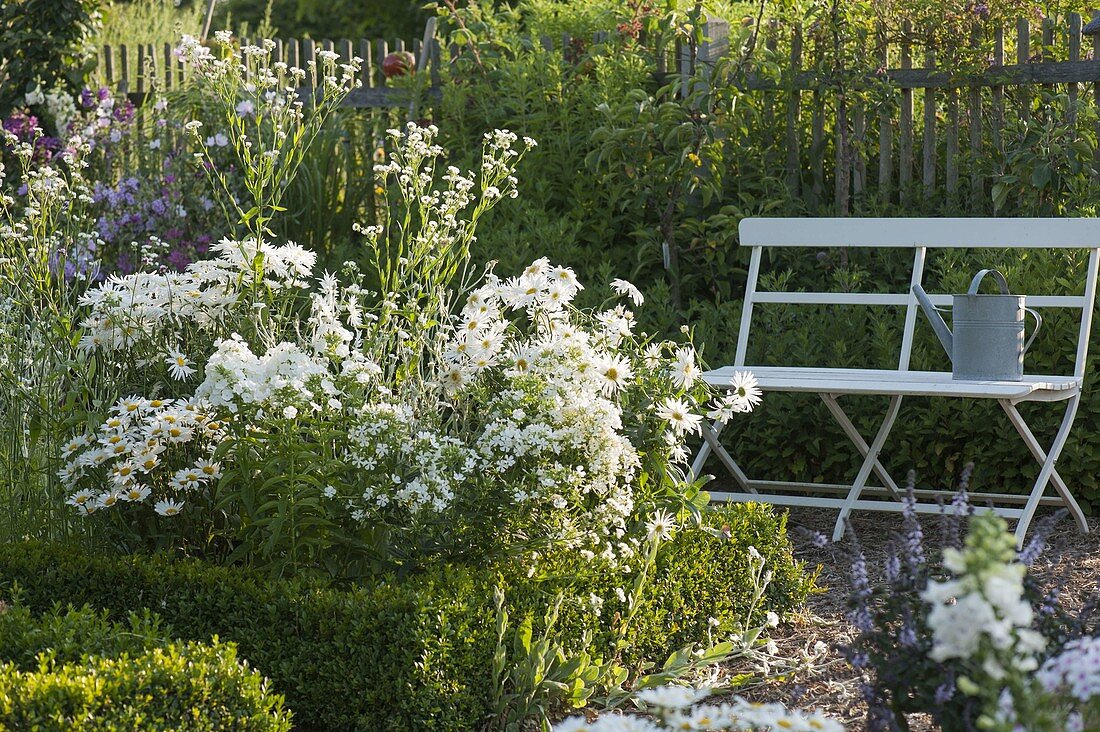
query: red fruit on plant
[{"left": 382, "top": 51, "right": 416, "bottom": 78}]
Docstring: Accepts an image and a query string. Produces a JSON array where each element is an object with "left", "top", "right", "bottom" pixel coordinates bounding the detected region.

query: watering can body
[{"left": 912, "top": 269, "right": 1041, "bottom": 382}]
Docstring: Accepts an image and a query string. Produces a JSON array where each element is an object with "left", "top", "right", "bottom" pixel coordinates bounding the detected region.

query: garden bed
[{"left": 730, "top": 505, "right": 1100, "bottom": 729}]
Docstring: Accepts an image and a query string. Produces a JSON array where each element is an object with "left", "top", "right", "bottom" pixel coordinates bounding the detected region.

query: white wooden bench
[{"left": 692, "top": 218, "right": 1100, "bottom": 546}]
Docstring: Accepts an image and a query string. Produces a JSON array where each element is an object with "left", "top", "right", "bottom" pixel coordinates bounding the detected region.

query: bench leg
[
  {"left": 999, "top": 396, "right": 1088, "bottom": 547},
  {"left": 820, "top": 393, "right": 903, "bottom": 499},
  {"left": 832, "top": 394, "right": 904, "bottom": 541},
  {"left": 690, "top": 420, "right": 754, "bottom": 493}
]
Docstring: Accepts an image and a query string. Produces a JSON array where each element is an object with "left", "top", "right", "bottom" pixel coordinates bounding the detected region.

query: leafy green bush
[
  {"left": 0, "top": 0, "right": 101, "bottom": 114},
  {"left": 0, "top": 603, "right": 291, "bottom": 731},
  {"left": 0, "top": 504, "right": 812, "bottom": 731}
]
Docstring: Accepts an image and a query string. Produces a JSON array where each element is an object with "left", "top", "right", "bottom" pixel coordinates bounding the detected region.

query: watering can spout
[{"left": 912, "top": 283, "right": 954, "bottom": 357}]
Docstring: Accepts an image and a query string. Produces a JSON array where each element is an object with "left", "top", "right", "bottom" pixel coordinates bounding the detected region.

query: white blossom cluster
[
  {"left": 60, "top": 395, "right": 223, "bottom": 517},
  {"left": 554, "top": 685, "right": 843, "bottom": 731},
  {"left": 24, "top": 84, "right": 78, "bottom": 134},
  {"left": 175, "top": 33, "right": 361, "bottom": 147},
  {"left": 75, "top": 236, "right": 314, "bottom": 352},
  {"left": 922, "top": 540, "right": 1045, "bottom": 678},
  {"left": 347, "top": 403, "right": 476, "bottom": 514},
  {"left": 195, "top": 336, "right": 335, "bottom": 413}
]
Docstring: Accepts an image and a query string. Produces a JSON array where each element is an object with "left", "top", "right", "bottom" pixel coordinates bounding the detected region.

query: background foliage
[{"left": 425, "top": 0, "right": 1100, "bottom": 510}]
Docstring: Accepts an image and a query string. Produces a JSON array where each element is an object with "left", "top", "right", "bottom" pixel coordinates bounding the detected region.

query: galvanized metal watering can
[{"left": 912, "top": 269, "right": 1041, "bottom": 381}]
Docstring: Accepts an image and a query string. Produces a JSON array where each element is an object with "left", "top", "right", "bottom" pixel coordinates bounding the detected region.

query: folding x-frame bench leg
[
  {"left": 690, "top": 421, "right": 754, "bottom": 492},
  {"left": 999, "top": 396, "right": 1089, "bottom": 547},
  {"left": 832, "top": 394, "right": 904, "bottom": 541},
  {"left": 820, "top": 394, "right": 903, "bottom": 500}
]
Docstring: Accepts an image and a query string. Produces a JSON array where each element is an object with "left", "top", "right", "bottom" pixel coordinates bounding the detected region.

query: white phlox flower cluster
[
  {"left": 61, "top": 395, "right": 224, "bottom": 516},
  {"left": 554, "top": 684, "right": 843, "bottom": 731},
  {"left": 346, "top": 403, "right": 477, "bottom": 514},
  {"left": 195, "top": 335, "right": 336, "bottom": 413}
]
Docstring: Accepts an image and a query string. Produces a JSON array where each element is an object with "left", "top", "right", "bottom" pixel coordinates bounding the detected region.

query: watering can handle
[
  {"left": 968, "top": 269, "right": 1011, "bottom": 295},
  {"left": 1023, "top": 307, "right": 1042, "bottom": 355}
]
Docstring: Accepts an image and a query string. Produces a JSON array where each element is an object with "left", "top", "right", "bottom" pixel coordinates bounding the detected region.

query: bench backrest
[{"left": 736, "top": 218, "right": 1100, "bottom": 378}]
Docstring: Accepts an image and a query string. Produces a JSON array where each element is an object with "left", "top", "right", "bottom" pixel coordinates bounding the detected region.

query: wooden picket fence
[
  {"left": 692, "top": 12, "right": 1100, "bottom": 213},
  {"left": 93, "top": 11, "right": 1100, "bottom": 215},
  {"left": 93, "top": 22, "right": 443, "bottom": 109}
]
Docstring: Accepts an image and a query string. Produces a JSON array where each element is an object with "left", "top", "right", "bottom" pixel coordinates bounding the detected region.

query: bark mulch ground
[{"left": 721, "top": 505, "right": 1100, "bottom": 730}]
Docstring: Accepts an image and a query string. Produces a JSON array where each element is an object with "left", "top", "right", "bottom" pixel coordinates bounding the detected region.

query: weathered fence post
[
  {"left": 1086, "top": 12, "right": 1100, "bottom": 172},
  {"left": 786, "top": 24, "right": 803, "bottom": 195},
  {"left": 899, "top": 21, "right": 914, "bottom": 204}
]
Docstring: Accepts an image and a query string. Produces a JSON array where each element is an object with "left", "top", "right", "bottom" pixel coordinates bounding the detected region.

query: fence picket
[
  {"left": 968, "top": 25, "right": 982, "bottom": 201},
  {"left": 163, "top": 42, "right": 173, "bottom": 89},
  {"left": 763, "top": 20, "right": 778, "bottom": 133},
  {"left": 922, "top": 47, "right": 936, "bottom": 193},
  {"left": 1017, "top": 18, "right": 1031, "bottom": 124},
  {"left": 992, "top": 24, "right": 1005, "bottom": 154},
  {"left": 1069, "top": 13, "right": 1082, "bottom": 126},
  {"left": 1092, "top": 12, "right": 1100, "bottom": 170},
  {"left": 810, "top": 29, "right": 825, "bottom": 200},
  {"left": 899, "top": 21, "right": 914, "bottom": 202},
  {"left": 877, "top": 25, "right": 892, "bottom": 202},
  {"left": 103, "top": 44, "right": 114, "bottom": 89},
  {"left": 785, "top": 25, "right": 802, "bottom": 194},
  {"left": 1042, "top": 16, "right": 1054, "bottom": 93},
  {"left": 289, "top": 38, "right": 300, "bottom": 71},
  {"left": 946, "top": 84, "right": 959, "bottom": 196},
  {"left": 358, "top": 40, "right": 372, "bottom": 87}
]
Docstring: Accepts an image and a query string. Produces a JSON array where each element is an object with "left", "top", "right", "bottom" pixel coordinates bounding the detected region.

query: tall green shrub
[{"left": 0, "top": 0, "right": 101, "bottom": 113}]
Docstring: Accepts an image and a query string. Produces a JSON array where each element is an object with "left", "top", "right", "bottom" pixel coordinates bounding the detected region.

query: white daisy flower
[
  {"left": 165, "top": 348, "right": 196, "bottom": 380},
  {"left": 595, "top": 355, "right": 633, "bottom": 395},
  {"left": 609, "top": 278, "right": 644, "bottom": 306},
  {"left": 121, "top": 484, "right": 151, "bottom": 502},
  {"left": 656, "top": 397, "right": 703, "bottom": 435},
  {"left": 644, "top": 509, "right": 679, "bottom": 541},
  {"left": 670, "top": 347, "right": 699, "bottom": 388},
  {"left": 635, "top": 684, "right": 709, "bottom": 710},
  {"left": 155, "top": 498, "right": 185, "bottom": 516}
]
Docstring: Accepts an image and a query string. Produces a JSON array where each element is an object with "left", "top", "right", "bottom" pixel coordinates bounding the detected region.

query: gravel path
[{"left": 723, "top": 505, "right": 1100, "bottom": 730}]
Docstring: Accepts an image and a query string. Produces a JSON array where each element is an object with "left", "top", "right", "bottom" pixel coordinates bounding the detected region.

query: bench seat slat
[{"left": 705, "top": 366, "right": 1080, "bottom": 399}]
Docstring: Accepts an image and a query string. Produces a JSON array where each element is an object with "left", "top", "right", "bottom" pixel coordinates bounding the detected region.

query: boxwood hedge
[
  {"left": 0, "top": 502, "right": 813, "bottom": 731},
  {"left": 0, "top": 603, "right": 291, "bottom": 731}
]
